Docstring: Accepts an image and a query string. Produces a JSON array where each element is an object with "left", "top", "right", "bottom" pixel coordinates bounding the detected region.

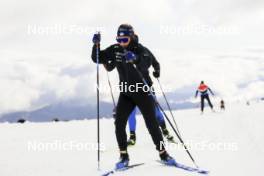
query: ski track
[{"left": 0, "top": 102, "right": 263, "bottom": 176}]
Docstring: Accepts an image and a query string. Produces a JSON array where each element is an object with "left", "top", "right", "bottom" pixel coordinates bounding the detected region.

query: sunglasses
[{"left": 116, "top": 37, "right": 130, "bottom": 43}]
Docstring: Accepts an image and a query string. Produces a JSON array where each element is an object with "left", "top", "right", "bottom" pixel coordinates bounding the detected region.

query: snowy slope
[{"left": 0, "top": 102, "right": 263, "bottom": 176}]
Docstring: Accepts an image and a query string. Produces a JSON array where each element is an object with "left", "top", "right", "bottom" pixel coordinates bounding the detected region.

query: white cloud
[
  {"left": 153, "top": 48, "right": 264, "bottom": 101},
  {"left": 0, "top": 0, "right": 264, "bottom": 114}
]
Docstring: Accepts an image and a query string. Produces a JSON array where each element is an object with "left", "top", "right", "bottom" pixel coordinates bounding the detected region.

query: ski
[
  {"left": 101, "top": 163, "right": 145, "bottom": 176},
  {"left": 157, "top": 161, "right": 209, "bottom": 174}
]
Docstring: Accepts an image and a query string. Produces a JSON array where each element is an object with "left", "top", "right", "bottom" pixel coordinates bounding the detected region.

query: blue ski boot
[
  {"left": 160, "top": 151, "right": 177, "bottom": 166},
  {"left": 115, "top": 152, "right": 129, "bottom": 170}
]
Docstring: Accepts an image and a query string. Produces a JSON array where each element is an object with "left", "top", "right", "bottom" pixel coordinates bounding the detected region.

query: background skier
[
  {"left": 195, "top": 81, "right": 215, "bottom": 114},
  {"left": 127, "top": 107, "right": 175, "bottom": 146},
  {"left": 220, "top": 99, "right": 225, "bottom": 110}
]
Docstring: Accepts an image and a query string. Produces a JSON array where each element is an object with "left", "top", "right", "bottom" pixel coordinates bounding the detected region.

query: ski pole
[
  {"left": 132, "top": 64, "right": 199, "bottom": 169},
  {"left": 105, "top": 70, "right": 117, "bottom": 118},
  {"left": 95, "top": 32, "right": 100, "bottom": 170},
  {"left": 106, "top": 71, "right": 116, "bottom": 107},
  {"left": 156, "top": 78, "right": 182, "bottom": 138},
  {"left": 156, "top": 103, "right": 199, "bottom": 168}
]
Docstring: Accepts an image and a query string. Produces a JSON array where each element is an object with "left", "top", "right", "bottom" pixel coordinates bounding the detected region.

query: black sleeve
[
  {"left": 91, "top": 44, "right": 116, "bottom": 71},
  {"left": 141, "top": 46, "right": 160, "bottom": 71},
  {"left": 135, "top": 45, "right": 156, "bottom": 70},
  {"left": 150, "top": 50, "right": 160, "bottom": 72},
  {"left": 91, "top": 44, "right": 106, "bottom": 64},
  {"left": 103, "top": 60, "right": 116, "bottom": 72}
]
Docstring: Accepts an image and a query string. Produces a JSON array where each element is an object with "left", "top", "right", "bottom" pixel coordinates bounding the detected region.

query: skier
[
  {"left": 91, "top": 24, "right": 176, "bottom": 169},
  {"left": 220, "top": 99, "right": 225, "bottom": 110},
  {"left": 195, "top": 81, "right": 215, "bottom": 114},
  {"left": 127, "top": 107, "right": 175, "bottom": 146}
]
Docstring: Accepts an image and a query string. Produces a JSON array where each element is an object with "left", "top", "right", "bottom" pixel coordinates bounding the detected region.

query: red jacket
[{"left": 195, "top": 84, "right": 214, "bottom": 96}]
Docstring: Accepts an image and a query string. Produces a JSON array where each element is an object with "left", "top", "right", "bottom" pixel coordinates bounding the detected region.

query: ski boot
[
  {"left": 159, "top": 150, "right": 177, "bottom": 166},
  {"left": 162, "top": 128, "right": 176, "bottom": 143},
  {"left": 127, "top": 132, "right": 136, "bottom": 146},
  {"left": 115, "top": 152, "right": 129, "bottom": 170}
]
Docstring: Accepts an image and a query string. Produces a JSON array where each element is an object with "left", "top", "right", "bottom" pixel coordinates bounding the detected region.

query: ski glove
[
  {"left": 125, "top": 51, "right": 136, "bottom": 63},
  {"left": 153, "top": 70, "right": 160, "bottom": 78},
  {"left": 92, "top": 33, "right": 101, "bottom": 44}
]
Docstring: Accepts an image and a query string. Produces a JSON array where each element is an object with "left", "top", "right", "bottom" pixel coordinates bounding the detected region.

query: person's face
[{"left": 116, "top": 36, "right": 131, "bottom": 48}]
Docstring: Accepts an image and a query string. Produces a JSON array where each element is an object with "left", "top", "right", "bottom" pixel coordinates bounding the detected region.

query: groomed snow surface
[{"left": 0, "top": 102, "right": 263, "bottom": 176}]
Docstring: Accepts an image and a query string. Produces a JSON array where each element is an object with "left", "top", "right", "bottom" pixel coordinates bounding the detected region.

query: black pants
[
  {"left": 115, "top": 92, "right": 165, "bottom": 152},
  {"left": 201, "top": 94, "right": 213, "bottom": 112}
]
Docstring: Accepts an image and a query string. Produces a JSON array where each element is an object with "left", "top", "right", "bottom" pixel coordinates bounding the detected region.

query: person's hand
[
  {"left": 92, "top": 33, "right": 101, "bottom": 44},
  {"left": 153, "top": 70, "right": 160, "bottom": 78},
  {"left": 125, "top": 51, "right": 136, "bottom": 63}
]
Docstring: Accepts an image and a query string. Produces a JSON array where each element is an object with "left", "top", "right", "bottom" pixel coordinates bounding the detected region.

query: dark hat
[{"left": 117, "top": 24, "right": 134, "bottom": 37}]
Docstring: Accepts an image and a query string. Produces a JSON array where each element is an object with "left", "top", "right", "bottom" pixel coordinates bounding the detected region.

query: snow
[{"left": 0, "top": 102, "right": 263, "bottom": 176}]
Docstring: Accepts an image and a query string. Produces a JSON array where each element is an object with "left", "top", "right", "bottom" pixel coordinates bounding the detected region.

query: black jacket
[{"left": 91, "top": 41, "right": 160, "bottom": 87}]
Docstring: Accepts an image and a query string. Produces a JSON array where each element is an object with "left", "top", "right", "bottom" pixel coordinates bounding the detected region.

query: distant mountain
[
  {"left": 0, "top": 101, "right": 114, "bottom": 123},
  {"left": 0, "top": 99, "right": 198, "bottom": 123}
]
